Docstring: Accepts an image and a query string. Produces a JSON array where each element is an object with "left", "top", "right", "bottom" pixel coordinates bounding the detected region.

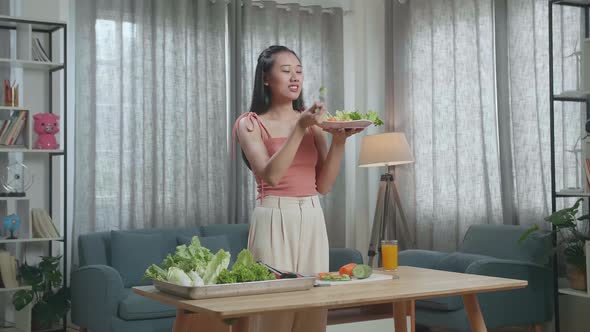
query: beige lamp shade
[{"left": 358, "top": 132, "right": 414, "bottom": 167}]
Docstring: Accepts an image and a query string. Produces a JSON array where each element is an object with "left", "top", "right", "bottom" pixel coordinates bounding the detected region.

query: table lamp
[{"left": 358, "top": 132, "right": 415, "bottom": 267}]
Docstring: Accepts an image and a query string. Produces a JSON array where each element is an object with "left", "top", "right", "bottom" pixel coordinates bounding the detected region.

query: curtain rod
[{"left": 246, "top": 1, "right": 353, "bottom": 16}]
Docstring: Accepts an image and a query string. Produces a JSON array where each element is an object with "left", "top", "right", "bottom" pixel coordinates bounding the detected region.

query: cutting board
[{"left": 315, "top": 273, "right": 397, "bottom": 286}]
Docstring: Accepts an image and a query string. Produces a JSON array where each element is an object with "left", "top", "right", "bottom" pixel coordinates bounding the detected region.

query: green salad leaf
[
  {"left": 162, "top": 237, "right": 213, "bottom": 275},
  {"left": 201, "top": 249, "right": 231, "bottom": 285},
  {"left": 216, "top": 249, "right": 276, "bottom": 284},
  {"left": 320, "top": 274, "right": 351, "bottom": 281},
  {"left": 144, "top": 264, "right": 167, "bottom": 281},
  {"left": 328, "top": 110, "right": 384, "bottom": 126},
  {"left": 143, "top": 236, "right": 230, "bottom": 286}
]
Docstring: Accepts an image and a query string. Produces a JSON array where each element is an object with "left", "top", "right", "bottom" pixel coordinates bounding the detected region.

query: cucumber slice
[{"left": 352, "top": 264, "right": 373, "bottom": 279}]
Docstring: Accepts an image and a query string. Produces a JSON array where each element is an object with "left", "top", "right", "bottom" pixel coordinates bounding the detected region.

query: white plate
[
  {"left": 318, "top": 120, "right": 372, "bottom": 130},
  {"left": 314, "top": 273, "right": 396, "bottom": 286}
]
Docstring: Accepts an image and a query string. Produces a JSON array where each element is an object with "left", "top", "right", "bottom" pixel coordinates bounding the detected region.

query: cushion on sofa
[
  {"left": 329, "top": 248, "right": 363, "bottom": 272},
  {"left": 118, "top": 288, "right": 176, "bottom": 321},
  {"left": 435, "top": 252, "right": 491, "bottom": 273},
  {"left": 460, "top": 224, "right": 551, "bottom": 265},
  {"left": 200, "top": 224, "right": 249, "bottom": 258},
  {"left": 110, "top": 231, "right": 171, "bottom": 287},
  {"left": 177, "top": 235, "right": 231, "bottom": 254}
]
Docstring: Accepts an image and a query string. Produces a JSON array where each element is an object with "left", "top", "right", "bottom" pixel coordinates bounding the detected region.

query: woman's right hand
[{"left": 297, "top": 102, "right": 326, "bottom": 129}]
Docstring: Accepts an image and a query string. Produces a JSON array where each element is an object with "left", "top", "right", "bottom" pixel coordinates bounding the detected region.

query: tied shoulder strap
[
  {"left": 231, "top": 112, "right": 272, "bottom": 160},
  {"left": 231, "top": 112, "right": 272, "bottom": 200}
]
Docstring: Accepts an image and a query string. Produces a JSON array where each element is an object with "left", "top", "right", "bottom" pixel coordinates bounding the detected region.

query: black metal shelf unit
[
  {"left": 549, "top": 1, "right": 590, "bottom": 332},
  {"left": 0, "top": 15, "right": 67, "bottom": 332}
]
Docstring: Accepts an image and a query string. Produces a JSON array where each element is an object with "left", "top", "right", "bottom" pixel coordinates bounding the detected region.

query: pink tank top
[{"left": 232, "top": 112, "right": 318, "bottom": 199}]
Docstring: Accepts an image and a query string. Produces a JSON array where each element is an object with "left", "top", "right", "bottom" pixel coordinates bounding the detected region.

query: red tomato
[{"left": 339, "top": 263, "right": 357, "bottom": 276}]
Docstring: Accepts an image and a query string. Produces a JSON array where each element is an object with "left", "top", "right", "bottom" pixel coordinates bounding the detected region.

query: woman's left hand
[{"left": 323, "top": 128, "right": 364, "bottom": 144}]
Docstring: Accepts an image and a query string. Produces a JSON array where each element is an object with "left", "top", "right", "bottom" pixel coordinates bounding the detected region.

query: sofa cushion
[
  {"left": 118, "top": 288, "right": 176, "bottom": 321},
  {"left": 460, "top": 224, "right": 551, "bottom": 265},
  {"left": 329, "top": 248, "right": 363, "bottom": 272},
  {"left": 200, "top": 224, "right": 249, "bottom": 261},
  {"left": 111, "top": 231, "right": 170, "bottom": 287},
  {"left": 435, "top": 252, "right": 491, "bottom": 274},
  {"left": 177, "top": 235, "right": 231, "bottom": 254}
]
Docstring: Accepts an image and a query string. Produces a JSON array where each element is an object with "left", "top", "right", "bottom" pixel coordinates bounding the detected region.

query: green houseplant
[
  {"left": 12, "top": 255, "right": 71, "bottom": 330},
  {"left": 520, "top": 198, "right": 589, "bottom": 290}
]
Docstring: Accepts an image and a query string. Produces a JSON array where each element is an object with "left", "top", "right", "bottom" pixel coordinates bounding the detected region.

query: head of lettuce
[{"left": 143, "top": 236, "right": 274, "bottom": 286}]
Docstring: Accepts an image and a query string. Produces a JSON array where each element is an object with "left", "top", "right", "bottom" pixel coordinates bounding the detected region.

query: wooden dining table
[{"left": 133, "top": 266, "right": 527, "bottom": 332}]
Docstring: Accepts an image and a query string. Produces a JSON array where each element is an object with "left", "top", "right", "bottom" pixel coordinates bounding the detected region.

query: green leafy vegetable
[
  {"left": 162, "top": 237, "right": 213, "bottom": 275},
  {"left": 320, "top": 274, "right": 351, "bottom": 281},
  {"left": 217, "top": 269, "right": 238, "bottom": 284},
  {"left": 216, "top": 249, "right": 276, "bottom": 284},
  {"left": 167, "top": 267, "right": 193, "bottom": 286},
  {"left": 365, "top": 110, "right": 384, "bottom": 126},
  {"left": 327, "top": 110, "right": 384, "bottom": 126},
  {"left": 143, "top": 238, "right": 274, "bottom": 286},
  {"left": 144, "top": 264, "right": 167, "bottom": 281},
  {"left": 143, "top": 236, "right": 230, "bottom": 286},
  {"left": 201, "top": 249, "right": 231, "bottom": 285}
]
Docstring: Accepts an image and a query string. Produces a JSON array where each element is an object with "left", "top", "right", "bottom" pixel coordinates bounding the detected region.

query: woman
[{"left": 233, "top": 45, "right": 361, "bottom": 332}]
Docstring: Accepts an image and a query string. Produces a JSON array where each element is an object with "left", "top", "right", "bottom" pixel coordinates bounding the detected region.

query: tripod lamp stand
[{"left": 358, "top": 132, "right": 415, "bottom": 267}]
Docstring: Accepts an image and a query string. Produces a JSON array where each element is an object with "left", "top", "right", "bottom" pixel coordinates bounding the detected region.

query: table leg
[
  {"left": 393, "top": 301, "right": 408, "bottom": 332},
  {"left": 173, "top": 309, "right": 190, "bottom": 332},
  {"left": 463, "top": 294, "right": 487, "bottom": 332},
  {"left": 406, "top": 300, "right": 415, "bottom": 332}
]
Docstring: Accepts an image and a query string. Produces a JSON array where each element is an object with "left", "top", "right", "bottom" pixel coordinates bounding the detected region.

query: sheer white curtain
[
  {"left": 232, "top": 0, "right": 347, "bottom": 246},
  {"left": 74, "top": 0, "right": 229, "bottom": 243},
  {"left": 388, "top": 0, "right": 580, "bottom": 251},
  {"left": 75, "top": 0, "right": 348, "bottom": 248},
  {"left": 506, "top": 1, "right": 581, "bottom": 223}
]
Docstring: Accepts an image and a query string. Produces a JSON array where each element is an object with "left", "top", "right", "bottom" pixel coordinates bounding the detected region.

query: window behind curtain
[
  {"left": 74, "top": 0, "right": 229, "bottom": 247},
  {"left": 390, "top": 0, "right": 582, "bottom": 251}
]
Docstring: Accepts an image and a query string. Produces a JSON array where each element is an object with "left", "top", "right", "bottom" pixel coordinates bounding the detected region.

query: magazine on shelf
[
  {"left": 32, "top": 37, "right": 50, "bottom": 62},
  {"left": 31, "top": 208, "right": 60, "bottom": 238},
  {"left": 0, "top": 250, "right": 18, "bottom": 288},
  {"left": 0, "top": 110, "right": 27, "bottom": 146}
]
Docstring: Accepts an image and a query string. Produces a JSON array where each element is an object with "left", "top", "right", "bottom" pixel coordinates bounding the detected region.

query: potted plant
[
  {"left": 520, "top": 198, "right": 589, "bottom": 290},
  {"left": 11, "top": 255, "right": 71, "bottom": 330}
]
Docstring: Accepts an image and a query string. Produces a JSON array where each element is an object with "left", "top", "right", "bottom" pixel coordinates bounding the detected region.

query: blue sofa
[
  {"left": 71, "top": 224, "right": 363, "bottom": 332},
  {"left": 399, "top": 224, "right": 554, "bottom": 331}
]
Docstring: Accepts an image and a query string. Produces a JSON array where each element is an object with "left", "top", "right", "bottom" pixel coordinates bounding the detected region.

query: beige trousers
[{"left": 248, "top": 195, "right": 329, "bottom": 332}]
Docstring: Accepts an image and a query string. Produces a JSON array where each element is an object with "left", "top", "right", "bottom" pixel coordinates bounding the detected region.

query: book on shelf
[
  {"left": 32, "top": 37, "right": 50, "bottom": 62},
  {"left": 0, "top": 250, "right": 18, "bottom": 288},
  {"left": 31, "top": 208, "right": 60, "bottom": 238},
  {"left": 0, "top": 110, "right": 27, "bottom": 146}
]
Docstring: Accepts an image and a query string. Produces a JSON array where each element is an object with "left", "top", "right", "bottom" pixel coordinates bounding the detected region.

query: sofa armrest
[
  {"left": 399, "top": 249, "right": 448, "bottom": 269},
  {"left": 329, "top": 248, "right": 363, "bottom": 272},
  {"left": 466, "top": 259, "right": 554, "bottom": 327},
  {"left": 71, "top": 265, "right": 125, "bottom": 331}
]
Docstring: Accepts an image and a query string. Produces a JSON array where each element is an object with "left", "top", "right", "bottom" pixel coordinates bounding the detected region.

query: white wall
[{"left": 11, "top": 0, "right": 72, "bottom": 274}]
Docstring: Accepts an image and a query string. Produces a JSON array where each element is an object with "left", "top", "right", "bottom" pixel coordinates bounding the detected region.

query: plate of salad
[
  {"left": 143, "top": 236, "right": 315, "bottom": 299},
  {"left": 319, "top": 110, "right": 384, "bottom": 130}
]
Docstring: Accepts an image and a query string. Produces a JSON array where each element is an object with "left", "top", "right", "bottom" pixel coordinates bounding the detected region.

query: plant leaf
[
  {"left": 12, "top": 290, "right": 34, "bottom": 311},
  {"left": 519, "top": 224, "right": 540, "bottom": 244}
]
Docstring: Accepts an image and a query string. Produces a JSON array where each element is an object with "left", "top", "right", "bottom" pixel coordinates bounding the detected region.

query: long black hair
[{"left": 249, "top": 45, "right": 305, "bottom": 115}]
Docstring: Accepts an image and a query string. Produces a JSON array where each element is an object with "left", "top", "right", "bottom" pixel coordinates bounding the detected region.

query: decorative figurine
[
  {"left": 3, "top": 214, "right": 21, "bottom": 239},
  {"left": 33, "top": 113, "right": 60, "bottom": 150}
]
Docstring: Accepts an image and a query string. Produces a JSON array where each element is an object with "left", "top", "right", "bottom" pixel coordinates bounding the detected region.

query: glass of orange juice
[{"left": 381, "top": 240, "right": 398, "bottom": 271}]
